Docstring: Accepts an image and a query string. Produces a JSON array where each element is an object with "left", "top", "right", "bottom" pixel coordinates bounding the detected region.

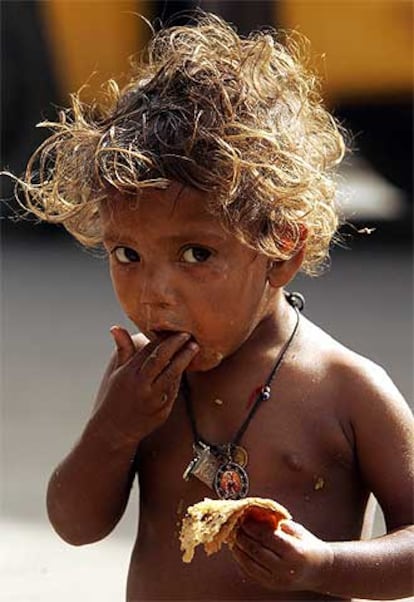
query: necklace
[{"left": 182, "top": 291, "right": 304, "bottom": 500}]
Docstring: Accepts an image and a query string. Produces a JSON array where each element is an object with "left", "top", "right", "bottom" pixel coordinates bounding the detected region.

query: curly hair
[{"left": 12, "top": 12, "right": 346, "bottom": 274}]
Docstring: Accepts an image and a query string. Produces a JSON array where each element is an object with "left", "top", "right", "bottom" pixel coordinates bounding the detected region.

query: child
[{"left": 12, "top": 12, "right": 413, "bottom": 601}]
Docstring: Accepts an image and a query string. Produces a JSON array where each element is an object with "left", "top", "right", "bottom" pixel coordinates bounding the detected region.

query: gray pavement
[{"left": 1, "top": 222, "right": 413, "bottom": 601}]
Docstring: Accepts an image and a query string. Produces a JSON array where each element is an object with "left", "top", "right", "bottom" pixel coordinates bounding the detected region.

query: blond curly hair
[{"left": 12, "top": 12, "right": 346, "bottom": 274}]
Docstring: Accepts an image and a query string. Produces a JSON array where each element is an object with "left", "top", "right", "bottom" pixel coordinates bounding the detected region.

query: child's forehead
[{"left": 100, "top": 182, "right": 225, "bottom": 233}]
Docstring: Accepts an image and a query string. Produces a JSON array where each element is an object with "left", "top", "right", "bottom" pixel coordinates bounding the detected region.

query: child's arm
[
  {"left": 233, "top": 360, "right": 414, "bottom": 599},
  {"left": 46, "top": 327, "right": 198, "bottom": 545},
  {"left": 235, "top": 516, "right": 413, "bottom": 599}
]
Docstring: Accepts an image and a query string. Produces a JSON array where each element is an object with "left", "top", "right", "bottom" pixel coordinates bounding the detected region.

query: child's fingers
[
  {"left": 238, "top": 520, "right": 294, "bottom": 560},
  {"left": 232, "top": 542, "right": 274, "bottom": 590},
  {"left": 110, "top": 325, "right": 136, "bottom": 367},
  {"left": 139, "top": 332, "right": 192, "bottom": 379},
  {"left": 279, "top": 520, "right": 307, "bottom": 538},
  {"left": 155, "top": 340, "right": 200, "bottom": 386}
]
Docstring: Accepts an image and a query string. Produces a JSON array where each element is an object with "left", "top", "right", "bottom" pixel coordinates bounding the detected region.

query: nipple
[{"left": 283, "top": 452, "right": 303, "bottom": 472}]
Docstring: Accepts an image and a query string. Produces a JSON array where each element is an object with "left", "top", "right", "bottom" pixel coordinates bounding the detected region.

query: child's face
[{"left": 101, "top": 182, "right": 275, "bottom": 371}]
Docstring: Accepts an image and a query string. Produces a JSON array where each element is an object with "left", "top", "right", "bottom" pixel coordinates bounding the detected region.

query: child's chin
[{"left": 186, "top": 348, "right": 225, "bottom": 372}]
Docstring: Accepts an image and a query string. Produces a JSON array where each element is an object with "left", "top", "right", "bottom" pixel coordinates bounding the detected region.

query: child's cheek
[{"left": 110, "top": 266, "right": 138, "bottom": 309}]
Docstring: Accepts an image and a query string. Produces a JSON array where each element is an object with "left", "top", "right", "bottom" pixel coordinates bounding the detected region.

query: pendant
[
  {"left": 183, "top": 444, "right": 221, "bottom": 488},
  {"left": 231, "top": 445, "right": 248, "bottom": 467},
  {"left": 183, "top": 441, "right": 250, "bottom": 497},
  {"left": 214, "top": 461, "right": 249, "bottom": 500}
]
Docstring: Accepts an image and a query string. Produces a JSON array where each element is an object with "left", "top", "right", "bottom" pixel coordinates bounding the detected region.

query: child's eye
[
  {"left": 181, "top": 246, "right": 212, "bottom": 264},
  {"left": 112, "top": 246, "right": 140, "bottom": 264}
]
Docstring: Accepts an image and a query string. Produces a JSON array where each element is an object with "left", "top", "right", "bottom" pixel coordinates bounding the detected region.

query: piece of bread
[{"left": 179, "top": 496, "right": 291, "bottom": 563}]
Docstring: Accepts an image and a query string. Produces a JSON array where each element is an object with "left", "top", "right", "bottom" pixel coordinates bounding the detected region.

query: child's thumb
[
  {"left": 110, "top": 325, "right": 136, "bottom": 366},
  {"left": 279, "top": 519, "right": 307, "bottom": 539}
]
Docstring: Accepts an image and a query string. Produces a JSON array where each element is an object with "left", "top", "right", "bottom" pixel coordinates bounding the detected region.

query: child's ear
[{"left": 266, "top": 246, "right": 305, "bottom": 288}]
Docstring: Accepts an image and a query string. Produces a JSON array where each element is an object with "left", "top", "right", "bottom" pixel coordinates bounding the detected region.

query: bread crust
[{"left": 179, "top": 497, "right": 291, "bottom": 563}]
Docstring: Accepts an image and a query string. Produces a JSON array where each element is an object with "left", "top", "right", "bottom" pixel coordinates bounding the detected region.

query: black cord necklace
[{"left": 182, "top": 291, "right": 304, "bottom": 500}]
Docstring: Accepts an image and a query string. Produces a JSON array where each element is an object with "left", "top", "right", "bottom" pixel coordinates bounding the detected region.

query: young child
[{"left": 12, "top": 12, "right": 413, "bottom": 601}]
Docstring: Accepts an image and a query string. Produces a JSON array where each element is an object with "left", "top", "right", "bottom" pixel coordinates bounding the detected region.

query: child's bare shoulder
[
  {"left": 301, "top": 317, "right": 413, "bottom": 527},
  {"left": 302, "top": 317, "right": 411, "bottom": 422},
  {"left": 304, "top": 321, "right": 403, "bottom": 405}
]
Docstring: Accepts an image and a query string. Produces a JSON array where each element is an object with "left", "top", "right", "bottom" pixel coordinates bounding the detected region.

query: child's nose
[{"left": 138, "top": 266, "right": 176, "bottom": 307}]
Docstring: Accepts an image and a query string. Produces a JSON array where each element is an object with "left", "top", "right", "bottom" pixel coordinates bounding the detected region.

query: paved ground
[{"left": 1, "top": 218, "right": 412, "bottom": 601}]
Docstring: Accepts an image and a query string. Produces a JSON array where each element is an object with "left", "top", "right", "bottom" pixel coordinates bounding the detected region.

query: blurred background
[{"left": 1, "top": 1, "right": 412, "bottom": 601}]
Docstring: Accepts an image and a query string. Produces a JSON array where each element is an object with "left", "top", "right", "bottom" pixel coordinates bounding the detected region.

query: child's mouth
[
  {"left": 150, "top": 329, "right": 174, "bottom": 339},
  {"left": 149, "top": 328, "right": 194, "bottom": 343}
]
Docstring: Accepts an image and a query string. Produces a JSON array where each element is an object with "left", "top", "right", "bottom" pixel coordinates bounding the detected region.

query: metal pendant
[
  {"left": 231, "top": 444, "right": 248, "bottom": 467},
  {"left": 183, "top": 444, "right": 221, "bottom": 489},
  {"left": 214, "top": 461, "right": 249, "bottom": 500},
  {"left": 182, "top": 455, "right": 200, "bottom": 481}
]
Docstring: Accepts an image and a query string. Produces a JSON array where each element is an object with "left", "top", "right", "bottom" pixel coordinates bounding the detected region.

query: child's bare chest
[
  {"left": 128, "top": 384, "right": 365, "bottom": 601},
  {"left": 139, "top": 384, "right": 359, "bottom": 527}
]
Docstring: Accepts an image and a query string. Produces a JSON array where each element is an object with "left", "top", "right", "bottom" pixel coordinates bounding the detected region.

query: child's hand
[
  {"left": 93, "top": 326, "right": 199, "bottom": 445},
  {"left": 232, "top": 517, "right": 333, "bottom": 593}
]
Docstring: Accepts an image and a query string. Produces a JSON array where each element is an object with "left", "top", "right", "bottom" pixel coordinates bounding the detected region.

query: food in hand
[{"left": 179, "top": 496, "right": 291, "bottom": 562}]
